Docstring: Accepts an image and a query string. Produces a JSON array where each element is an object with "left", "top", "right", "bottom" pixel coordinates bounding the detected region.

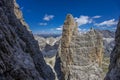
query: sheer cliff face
[
  {"left": 55, "top": 14, "right": 104, "bottom": 80},
  {"left": 0, "top": 0, "right": 55, "bottom": 80},
  {"left": 105, "top": 20, "right": 120, "bottom": 80}
]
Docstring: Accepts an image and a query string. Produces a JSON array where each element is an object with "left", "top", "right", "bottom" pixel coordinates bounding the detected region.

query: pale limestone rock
[{"left": 55, "top": 14, "right": 104, "bottom": 80}]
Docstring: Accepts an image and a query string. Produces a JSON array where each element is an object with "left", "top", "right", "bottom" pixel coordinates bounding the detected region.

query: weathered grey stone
[
  {"left": 0, "top": 0, "right": 55, "bottom": 80},
  {"left": 55, "top": 14, "right": 104, "bottom": 80}
]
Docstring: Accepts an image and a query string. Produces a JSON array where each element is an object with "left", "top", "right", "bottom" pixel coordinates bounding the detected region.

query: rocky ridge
[
  {"left": 55, "top": 14, "right": 104, "bottom": 80},
  {"left": 0, "top": 0, "right": 55, "bottom": 80}
]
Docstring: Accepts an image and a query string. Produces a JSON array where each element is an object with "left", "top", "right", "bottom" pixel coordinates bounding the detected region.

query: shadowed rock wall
[
  {"left": 105, "top": 19, "right": 120, "bottom": 80},
  {"left": 0, "top": 0, "right": 55, "bottom": 80}
]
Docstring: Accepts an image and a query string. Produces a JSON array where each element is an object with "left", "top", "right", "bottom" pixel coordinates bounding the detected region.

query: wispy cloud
[
  {"left": 75, "top": 15, "right": 92, "bottom": 26},
  {"left": 95, "top": 19, "right": 118, "bottom": 26},
  {"left": 39, "top": 22, "right": 47, "bottom": 26},
  {"left": 55, "top": 15, "right": 99, "bottom": 31},
  {"left": 43, "top": 14, "right": 54, "bottom": 21},
  {"left": 54, "top": 15, "right": 117, "bottom": 32},
  {"left": 92, "top": 16, "right": 101, "bottom": 19},
  {"left": 56, "top": 25, "right": 63, "bottom": 31}
]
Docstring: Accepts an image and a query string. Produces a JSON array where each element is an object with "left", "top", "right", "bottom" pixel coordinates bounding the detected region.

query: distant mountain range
[
  {"left": 34, "top": 29, "right": 115, "bottom": 38},
  {"left": 34, "top": 33, "right": 61, "bottom": 38},
  {"left": 34, "top": 29, "right": 115, "bottom": 57}
]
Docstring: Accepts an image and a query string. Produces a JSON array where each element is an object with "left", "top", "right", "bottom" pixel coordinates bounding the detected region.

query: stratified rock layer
[
  {"left": 55, "top": 14, "right": 104, "bottom": 80},
  {"left": 105, "top": 19, "right": 120, "bottom": 80},
  {"left": 0, "top": 0, "right": 55, "bottom": 80}
]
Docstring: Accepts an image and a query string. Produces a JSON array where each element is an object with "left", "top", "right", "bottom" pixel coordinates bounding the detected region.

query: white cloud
[
  {"left": 56, "top": 28, "right": 62, "bottom": 31},
  {"left": 75, "top": 15, "right": 92, "bottom": 26},
  {"left": 95, "top": 19, "right": 118, "bottom": 26},
  {"left": 39, "top": 23, "right": 47, "bottom": 26},
  {"left": 43, "top": 14, "right": 54, "bottom": 21},
  {"left": 56, "top": 25, "right": 63, "bottom": 31},
  {"left": 92, "top": 16, "right": 101, "bottom": 19}
]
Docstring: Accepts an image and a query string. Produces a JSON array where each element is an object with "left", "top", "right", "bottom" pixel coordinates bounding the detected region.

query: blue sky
[{"left": 17, "top": 0, "right": 120, "bottom": 34}]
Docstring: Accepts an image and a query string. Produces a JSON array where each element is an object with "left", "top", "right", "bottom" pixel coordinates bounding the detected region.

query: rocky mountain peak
[
  {"left": 55, "top": 14, "right": 104, "bottom": 80},
  {"left": 64, "top": 14, "right": 75, "bottom": 25},
  {"left": 62, "top": 14, "right": 75, "bottom": 49}
]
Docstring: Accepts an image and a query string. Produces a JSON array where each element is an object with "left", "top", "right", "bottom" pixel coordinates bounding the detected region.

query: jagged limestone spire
[
  {"left": 56, "top": 14, "right": 104, "bottom": 80},
  {"left": 65, "top": 14, "right": 74, "bottom": 23},
  {"left": 63, "top": 14, "right": 75, "bottom": 29},
  {"left": 63, "top": 14, "right": 78, "bottom": 35},
  {"left": 61, "top": 14, "right": 77, "bottom": 80},
  {"left": 62, "top": 14, "right": 79, "bottom": 50}
]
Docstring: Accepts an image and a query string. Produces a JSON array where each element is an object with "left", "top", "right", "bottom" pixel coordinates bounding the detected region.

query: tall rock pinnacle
[
  {"left": 60, "top": 14, "right": 78, "bottom": 80},
  {"left": 55, "top": 14, "right": 104, "bottom": 80},
  {"left": 61, "top": 14, "right": 77, "bottom": 48}
]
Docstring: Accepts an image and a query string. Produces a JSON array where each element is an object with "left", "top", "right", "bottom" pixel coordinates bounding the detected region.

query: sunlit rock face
[
  {"left": 55, "top": 14, "right": 104, "bottom": 80},
  {"left": 105, "top": 19, "right": 120, "bottom": 80},
  {"left": 0, "top": 0, "right": 55, "bottom": 80}
]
